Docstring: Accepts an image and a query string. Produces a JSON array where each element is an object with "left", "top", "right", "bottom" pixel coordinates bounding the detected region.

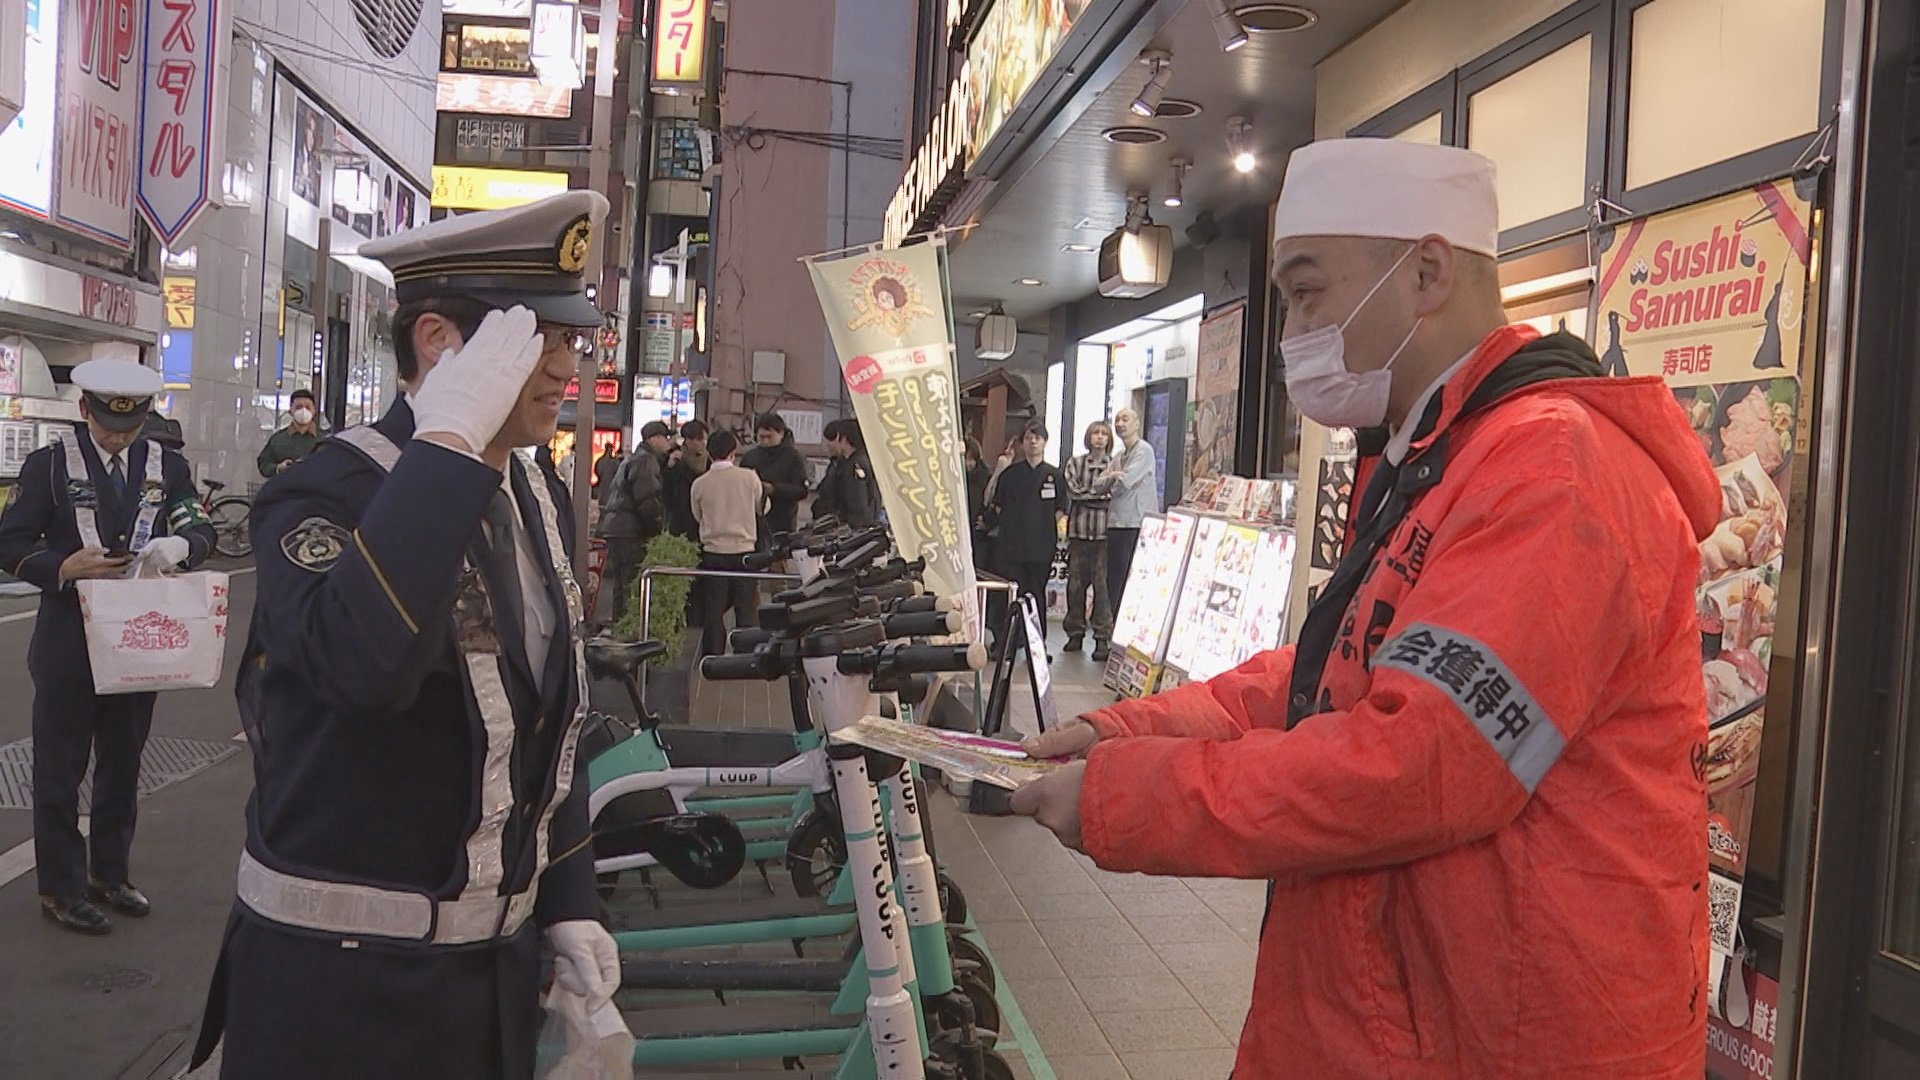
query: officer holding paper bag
[{"left": 0, "top": 359, "right": 215, "bottom": 935}]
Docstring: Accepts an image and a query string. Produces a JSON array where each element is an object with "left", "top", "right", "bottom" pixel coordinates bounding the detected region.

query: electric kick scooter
[{"left": 614, "top": 608, "right": 1004, "bottom": 1077}]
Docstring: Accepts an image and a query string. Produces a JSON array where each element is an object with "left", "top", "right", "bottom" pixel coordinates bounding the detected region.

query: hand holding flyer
[{"left": 828, "top": 717, "right": 1067, "bottom": 789}]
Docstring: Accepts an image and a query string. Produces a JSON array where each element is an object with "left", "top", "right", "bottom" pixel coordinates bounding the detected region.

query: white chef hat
[{"left": 1272, "top": 139, "right": 1500, "bottom": 257}]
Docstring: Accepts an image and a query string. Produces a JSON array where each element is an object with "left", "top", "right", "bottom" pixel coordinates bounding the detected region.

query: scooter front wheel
[
  {"left": 947, "top": 930, "right": 995, "bottom": 992},
  {"left": 786, "top": 809, "right": 848, "bottom": 897},
  {"left": 956, "top": 969, "right": 1001, "bottom": 1036},
  {"left": 979, "top": 1048, "right": 1017, "bottom": 1080},
  {"left": 939, "top": 872, "right": 968, "bottom": 925}
]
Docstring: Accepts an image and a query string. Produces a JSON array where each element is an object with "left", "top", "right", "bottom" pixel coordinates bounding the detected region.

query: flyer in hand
[{"left": 828, "top": 717, "right": 1065, "bottom": 789}]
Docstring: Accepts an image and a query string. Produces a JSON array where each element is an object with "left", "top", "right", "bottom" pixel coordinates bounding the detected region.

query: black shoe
[
  {"left": 1062, "top": 636, "right": 1084, "bottom": 653},
  {"left": 1091, "top": 642, "right": 1111, "bottom": 662},
  {"left": 41, "top": 895, "right": 111, "bottom": 935},
  {"left": 87, "top": 880, "right": 151, "bottom": 917}
]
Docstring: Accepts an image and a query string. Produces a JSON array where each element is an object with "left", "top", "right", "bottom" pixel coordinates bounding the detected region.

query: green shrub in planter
[{"left": 613, "top": 532, "right": 701, "bottom": 660}]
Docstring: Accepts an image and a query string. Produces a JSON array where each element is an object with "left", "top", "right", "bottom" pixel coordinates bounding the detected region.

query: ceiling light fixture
[
  {"left": 1233, "top": 3, "right": 1319, "bottom": 34},
  {"left": 1204, "top": 0, "right": 1250, "bottom": 52},
  {"left": 1129, "top": 49, "right": 1172, "bottom": 118},
  {"left": 1164, "top": 158, "right": 1190, "bottom": 208},
  {"left": 1015, "top": 277, "right": 1045, "bottom": 287},
  {"left": 1226, "top": 115, "right": 1257, "bottom": 173},
  {"left": 1123, "top": 191, "right": 1152, "bottom": 234},
  {"left": 1061, "top": 242, "right": 1097, "bottom": 252}
]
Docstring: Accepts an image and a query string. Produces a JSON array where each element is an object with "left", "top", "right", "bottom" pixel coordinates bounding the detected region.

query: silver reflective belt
[{"left": 236, "top": 851, "right": 537, "bottom": 945}]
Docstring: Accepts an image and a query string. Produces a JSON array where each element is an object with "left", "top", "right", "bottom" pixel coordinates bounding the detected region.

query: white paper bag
[{"left": 77, "top": 571, "right": 230, "bottom": 694}]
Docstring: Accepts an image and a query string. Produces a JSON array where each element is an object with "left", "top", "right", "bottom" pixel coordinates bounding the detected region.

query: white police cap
[
  {"left": 71, "top": 359, "right": 163, "bottom": 432},
  {"left": 360, "top": 189, "right": 611, "bottom": 327}
]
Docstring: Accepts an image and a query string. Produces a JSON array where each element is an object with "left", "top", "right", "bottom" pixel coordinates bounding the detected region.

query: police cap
[
  {"left": 360, "top": 189, "right": 611, "bottom": 328},
  {"left": 71, "top": 359, "right": 162, "bottom": 432}
]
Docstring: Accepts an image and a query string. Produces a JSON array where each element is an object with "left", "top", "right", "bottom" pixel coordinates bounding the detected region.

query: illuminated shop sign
[
  {"left": 436, "top": 72, "right": 572, "bottom": 119},
  {"left": 651, "top": 0, "right": 708, "bottom": 94},
  {"left": 431, "top": 165, "right": 569, "bottom": 210},
  {"left": 883, "top": 0, "right": 1087, "bottom": 246}
]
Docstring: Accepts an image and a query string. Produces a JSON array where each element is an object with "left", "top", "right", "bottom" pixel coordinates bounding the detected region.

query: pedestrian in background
[
  {"left": 814, "top": 418, "right": 879, "bottom": 528},
  {"left": 0, "top": 360, "right": 216, "bottom": 934},
  {"left": 599, "top": 421, "right": 671, "bottom": 622},
  {"left": 593, "top": 443, "right": 623, "bottom": 506},
  {"left": 740, "top": 412, "right": 809, "bottom": 543},
  {"left": 691, "top": 429, "right": 765, "bottom": 657},
  {"left": 1062, "top": 419, "right": 1114, "bottom": 660},
  {"left": 664, "top": 418, "right": 710, "bottom": 538},
  {"left": 1096, "top": 407, "right": 1157, "bottom": 613},
  {"left": 257, "top": 387, "right": 322, "bottom": 478},
  {"left": 985, "top": 420, "right": 1067, "bottom": 658}
]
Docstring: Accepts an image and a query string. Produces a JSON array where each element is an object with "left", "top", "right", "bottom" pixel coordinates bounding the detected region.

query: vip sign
[
  {"left": 136, "top": 0, "right": 231, "bottom": 245},
  {"left": 651, "top": 0, "right": 708, "bottom": 94},
  {"left": 56, "top": 0, "right": 143, "bottom": 249}
]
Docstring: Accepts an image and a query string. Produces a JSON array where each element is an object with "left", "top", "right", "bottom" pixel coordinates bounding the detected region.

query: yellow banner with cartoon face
[{"left": 807, "top": 240, "right": 978, "bottom": 634}]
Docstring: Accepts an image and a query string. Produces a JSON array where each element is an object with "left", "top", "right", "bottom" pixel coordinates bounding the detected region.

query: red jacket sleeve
[
  {"left": 1080, "top": 425, "right": 1657, "bottom": 879},
  {"left": 1083, "top": 646, "right": 1296, "bottom": 741}
]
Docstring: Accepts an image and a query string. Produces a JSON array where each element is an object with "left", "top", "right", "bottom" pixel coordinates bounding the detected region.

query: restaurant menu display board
[
  {"left": 1103, "top": 511, "right": 1197, "bottom": 696},
  {"left": 1159, "top": 523, "right": 1295, "bottom": 690},
  {"left": 1181, "top": 475, "right": 1296, "bottom": 527},
  {"left": 1593, "top": 177, "right": 1814, "bottom": 1013}
]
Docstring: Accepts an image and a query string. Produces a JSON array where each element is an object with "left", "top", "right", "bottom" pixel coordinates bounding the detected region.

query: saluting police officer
[
  {"left": 189, "top": 190, "right": 624, "bottom": 1078},
  {"left": 0, "top": 359, "right": 216, "bottom": 934}
]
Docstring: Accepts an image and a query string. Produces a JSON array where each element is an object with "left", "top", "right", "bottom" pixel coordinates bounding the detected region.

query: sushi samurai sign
[
  {"left": 1595, "top": 175, "right": 1818, "bottom": 1025},
  {"left": 1592, "top": 178, "right": 1813, "bottom": 386}
]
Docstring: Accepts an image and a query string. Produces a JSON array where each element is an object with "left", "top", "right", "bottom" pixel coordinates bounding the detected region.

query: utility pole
[{"left": 575, "top": 0, "right": 621, "bottom": 579}]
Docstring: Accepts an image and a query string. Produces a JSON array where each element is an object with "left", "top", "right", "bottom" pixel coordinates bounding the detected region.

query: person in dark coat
[
  {"left": 0, "top": 359, "right": 217, "bottom": 934},
  {"left": 814, "top": 418, "right": 879, "bottom": 528},
  {"left": 599, "top": 420, "right": 671, "bottom": 622},
  {"left": 984, "top": 420, "right": 1067, "bottom": 657},
  {"left": 663, "top": 418, "right": 710, "bottom": 538},
  {"left": 739, "top": 412, "right": 809, "bottom": 541},
  {"left": 189, "top": 190, "right": 622, "bottom": 1079}
]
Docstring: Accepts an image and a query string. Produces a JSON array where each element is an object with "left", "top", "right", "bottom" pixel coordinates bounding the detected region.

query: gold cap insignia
[
  {"left": 108, "top": 397, "right": 138, "bottom": 414},
  {"left": 558, "top": 217, "right": 592, "bottom": 274}
]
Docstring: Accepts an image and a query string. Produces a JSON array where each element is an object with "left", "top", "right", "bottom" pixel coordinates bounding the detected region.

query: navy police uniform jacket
[
  {"left": 0, "top": 428, "right": 216, "bottom": 670},
  {"left": 193, "top": 399, "right": 597, "bottom": 1078}
]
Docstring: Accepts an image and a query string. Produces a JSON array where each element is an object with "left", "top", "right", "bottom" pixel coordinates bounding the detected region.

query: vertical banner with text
[
  {"left": 1593, "top": 175, "right": 1818, "bottom": 1024},
  {"left": 136, "top": 0, "right": 231, "bottom": 246},
  {"left": 55, "top": 0, "right": 142, "bottom": 248},
  {"left": 807, "top": 239, "right": 979, "bottom": 636}
]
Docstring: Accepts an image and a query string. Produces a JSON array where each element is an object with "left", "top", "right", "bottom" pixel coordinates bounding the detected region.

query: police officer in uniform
[
  {"left": 189, "top": 190, "right": 624, "bottom": 1078},
  {"left": 0, "top": 359, "right": 216, "bottom": 934},
  {"left": 815, "top": 417, "right": 879, "bottom": 528}
]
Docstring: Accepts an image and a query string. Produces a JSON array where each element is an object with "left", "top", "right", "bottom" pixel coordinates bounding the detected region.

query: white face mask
[
  {"left": 1281, "top": 245, "right": 1422, "bottom": 430},
  {"left": 292, "top": 407, "right": 315, "bottom": 425}
]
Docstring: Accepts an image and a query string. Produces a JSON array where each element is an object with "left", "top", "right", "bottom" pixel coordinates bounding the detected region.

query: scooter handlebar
[
  {"left": 728, "top": 626, "right": 776, "bottom": 651},
  {"left": 699, "top": 650, "right": 781, "bottom": 681},
  {"left": 859, "top": 579, "right": 920, "bottom": 606},
  {"left": 839, "top": 642, "right": 985, "bottom": 676},
  {"left": 882, "top": 610, "right": 961, "bottom": 639}
]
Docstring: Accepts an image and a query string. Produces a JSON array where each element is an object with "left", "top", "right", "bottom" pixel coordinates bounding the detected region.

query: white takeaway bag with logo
[{"left": 76, "top": 571, "right": 231, "bottom": 694}]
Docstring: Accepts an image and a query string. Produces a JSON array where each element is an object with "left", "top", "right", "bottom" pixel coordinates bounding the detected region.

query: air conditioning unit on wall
[{"left": 976, "top": 310, "right": 1018, "bottom": 361}]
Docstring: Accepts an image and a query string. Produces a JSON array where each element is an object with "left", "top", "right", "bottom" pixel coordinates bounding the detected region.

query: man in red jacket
[{"left": 1012, "top": 139, "right": 1719, "bottom": 1078}]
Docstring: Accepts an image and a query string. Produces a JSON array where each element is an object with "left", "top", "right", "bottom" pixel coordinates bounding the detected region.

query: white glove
[
  {"left": 134, "top": 535, "right": 191, "bottom": 572},
  {"left": 547, "top": 919, "right": 620, "bottom": 1010},
  {"left": 411, "top": 306, "right": 544, "bottom": 455}
]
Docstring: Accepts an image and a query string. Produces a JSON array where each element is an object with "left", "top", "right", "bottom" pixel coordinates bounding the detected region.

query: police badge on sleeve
[{"left": 281, "top": 516, "right": 350, "bottom": 572}]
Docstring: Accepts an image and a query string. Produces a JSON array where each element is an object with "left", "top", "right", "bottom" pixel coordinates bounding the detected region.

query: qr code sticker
[{"left": 1708, "top": 873, "right": 1742, "bottom": 955}]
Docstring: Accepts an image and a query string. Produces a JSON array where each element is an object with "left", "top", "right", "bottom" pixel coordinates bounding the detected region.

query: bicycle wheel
[{"left": 209, "top": 498, "right": 252, "bottom": 558}]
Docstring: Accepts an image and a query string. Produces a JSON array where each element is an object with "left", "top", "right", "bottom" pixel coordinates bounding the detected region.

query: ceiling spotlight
[
  {"left": 1015, "top": 277, "right": 1045, "bottom": 287},
  {"left": 1204, "top": 0, "right": 1250, "bottom": 52},
  {"left": 1061, "top": 243, "right": 1097, "bottom": 252},
  {"left": 1123, "top": 191, "right": 1152, "bottom": 234},
  {"left": 1226, "top": 115, "right": 1256, "bottom": 173},
  {"left": 1164, "top": 158, "right": 1190, "bottom": 208},
  {"left": 1129, "top": 49, "right": 1172, "bottom": 118}
]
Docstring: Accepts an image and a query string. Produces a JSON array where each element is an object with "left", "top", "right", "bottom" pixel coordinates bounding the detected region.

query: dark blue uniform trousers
[{"left": 29, "top": 623, "right": 156, "bottom": 898}]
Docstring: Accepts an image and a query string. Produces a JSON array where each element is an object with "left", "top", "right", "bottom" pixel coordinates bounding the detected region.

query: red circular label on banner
[{"left": 845, "top": 355, "right": 883, "bottom": 394}]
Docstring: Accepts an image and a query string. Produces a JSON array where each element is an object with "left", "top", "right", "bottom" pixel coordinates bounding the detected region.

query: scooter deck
[
  {"left": 622, "top": 956, "right": 847, "bottom": 993},
  {"left": 656, "top": 725, "right": 808, "bottom": 768}
]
